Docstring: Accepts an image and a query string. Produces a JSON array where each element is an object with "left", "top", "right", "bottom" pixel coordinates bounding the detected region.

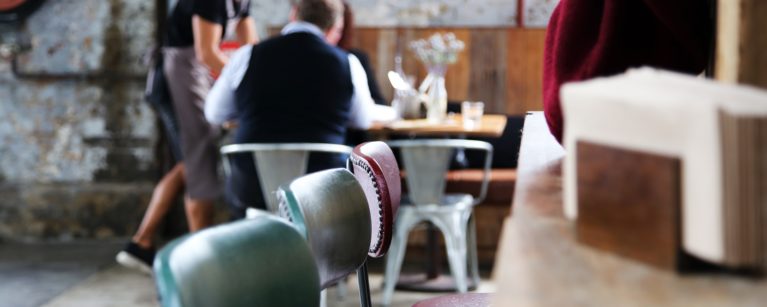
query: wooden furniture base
[{"left": 576, "top": 141, "right": 682, "bottom": 270}]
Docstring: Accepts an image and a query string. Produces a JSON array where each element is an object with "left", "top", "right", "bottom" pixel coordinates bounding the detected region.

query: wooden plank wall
[
  {"left": 351, "top": 27, "right": 547, "bottom": 115},
  {"left": 716, "top": 0, "right": 767, "bottom": 89},
  {"left": 269, "top": 27, "right": 547, "bottom": 115}
]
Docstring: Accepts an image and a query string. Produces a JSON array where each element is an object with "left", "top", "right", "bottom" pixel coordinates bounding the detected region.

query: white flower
[{"left": 409, "top": 32, "right": 465, "bottom": 67}]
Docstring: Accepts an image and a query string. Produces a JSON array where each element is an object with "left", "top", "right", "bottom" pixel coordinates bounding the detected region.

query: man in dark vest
[{"left": 205, "top": 0, "right": 379, "bottom": 218}]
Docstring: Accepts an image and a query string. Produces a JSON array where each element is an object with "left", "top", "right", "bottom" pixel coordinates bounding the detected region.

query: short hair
[{"left": 295, "top": 0, "right": 344, "bottom": 31}]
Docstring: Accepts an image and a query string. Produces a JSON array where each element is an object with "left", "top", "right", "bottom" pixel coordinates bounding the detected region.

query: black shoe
[{"left": 116, "top": 241, "right": 156, "bottom": 275}]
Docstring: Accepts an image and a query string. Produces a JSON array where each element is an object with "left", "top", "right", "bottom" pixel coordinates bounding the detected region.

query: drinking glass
[{"left": 462, "top": 101, "right": 484, "bottom": 130}]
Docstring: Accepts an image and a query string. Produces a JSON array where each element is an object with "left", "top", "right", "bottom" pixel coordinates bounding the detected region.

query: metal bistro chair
[
  {"left": 382, "top": 139, "right": 493, "bottom": 306},
  {"left": 277, "top": 169, "right": 371, "bottom": 305},
  {"left": 220, "top": 143, "right": 353, "bottom": 214},
  {"left": 347, "top": 141, "right": 402, "bottom": 307},
  {"left": 153, "top": 213, "right": 321, "bottom": 307}
]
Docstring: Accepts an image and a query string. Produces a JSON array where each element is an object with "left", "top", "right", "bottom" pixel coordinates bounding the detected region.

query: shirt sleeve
[
  {"left": 205, "top": 45, "right": 253, "bottom": 124},
  {"left": 240, "top": 0, "right": 251, "bottom": 18},
  {"left": 346, "top": 54, "right": 375, "bottom": 129},
  {"left": 193, "top": 0, "right": 227, "bottom": 25}
]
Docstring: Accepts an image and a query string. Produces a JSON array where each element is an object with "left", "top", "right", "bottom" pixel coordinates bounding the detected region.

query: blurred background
[{"left": 0, "top": 0, "right": 556, "bottom": 243}]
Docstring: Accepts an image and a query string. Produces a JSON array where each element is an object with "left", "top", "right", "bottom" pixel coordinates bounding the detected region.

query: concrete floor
[{"left": 0, "top": 241, "right": 495, "bottom": 307}]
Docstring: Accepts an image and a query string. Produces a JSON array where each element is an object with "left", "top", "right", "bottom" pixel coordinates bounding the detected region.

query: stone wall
[
  {"left": 250, "top": 0, "right": 559, "bottom": 38},
  {"left": 0, "top": 0, "right": 158, "bottom": 240},
  {"left": 250, "top": 0, "right": 520, "bottom": 37}
]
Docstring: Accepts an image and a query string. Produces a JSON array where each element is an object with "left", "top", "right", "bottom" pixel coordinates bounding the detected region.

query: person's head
[
  {"left": 290, "top": 0, "right": 344, "bottom": 43},
  {"left": 336, "top": 2, "right": 354, "bottom": 50}
]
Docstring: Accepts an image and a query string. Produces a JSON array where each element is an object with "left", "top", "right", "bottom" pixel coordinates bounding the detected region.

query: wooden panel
[
  {"left": 576, "top": 141, "right": 681, "bottom": 270},
  {"left": 267, "top": 26, "right": 547, "bottom": 115},
  {"left": 506, "top": 28, "right": 547, "bottom": 115},
  {"left": 716, "top": 0, "right": 767, "bottom": 89},
  {"left": 468, "top": 29, "right": 508, "bottom": 114}
]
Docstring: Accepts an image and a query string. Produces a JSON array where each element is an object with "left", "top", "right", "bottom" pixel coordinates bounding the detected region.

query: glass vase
[{"left": 423, "top": 69, "right": 448, "bottom": 123}]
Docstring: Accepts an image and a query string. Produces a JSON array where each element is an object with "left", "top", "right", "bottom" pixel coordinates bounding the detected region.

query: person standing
[{"left": 116, "top": 0, "right": 258, "bottom": 274}]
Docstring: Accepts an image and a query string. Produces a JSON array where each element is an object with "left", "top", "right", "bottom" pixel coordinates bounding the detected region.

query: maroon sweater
[{"left": 542, "top": 0, "right": 713, "bottom": 143}]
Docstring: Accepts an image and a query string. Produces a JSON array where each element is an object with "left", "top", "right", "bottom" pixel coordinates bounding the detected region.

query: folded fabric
[{"left": 542, "top": 0, "right": 714, "bottom": 143}]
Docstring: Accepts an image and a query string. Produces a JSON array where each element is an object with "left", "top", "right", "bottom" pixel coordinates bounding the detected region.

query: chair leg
[
  {"left": 336, "top": 278, "right": 348, "bottom": 300},
  {"left": 382, "top": 211, "right": 417, "bottom": 306},
  {"left": 320, "top": 289, "right": 328, "bottom": 307},
  {"left": 433, "top": 211, "right": 469, "bottom": 293},
  {"left": 468, "top": 213, "right": 480, "bottom": 286},
  {"left": 357, "top": 261, "right": 372, "bottom": 307}
]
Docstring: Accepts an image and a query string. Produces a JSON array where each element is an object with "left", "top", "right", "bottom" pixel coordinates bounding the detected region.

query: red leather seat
[
  {"left": 349, "top": 141, "right": 401, "bottom": 258},
  {"left": 412, "top": 293, "right": 491, "bottom": 307},
  {"left": 348, "top": 141, "right": 402, "bottom": 307}
]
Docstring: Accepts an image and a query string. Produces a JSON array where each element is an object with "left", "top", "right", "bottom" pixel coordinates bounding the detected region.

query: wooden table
[
  {"left": 491, "top": 112, "right": 767, "bottom": 306},
  {"left": 369, "top": 114, "right": 507, "bottom": 138}
]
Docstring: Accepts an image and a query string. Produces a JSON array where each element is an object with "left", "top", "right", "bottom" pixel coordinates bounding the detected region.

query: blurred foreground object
[{"left": 562, "top": 68, "right": 767, "bottom": 271}]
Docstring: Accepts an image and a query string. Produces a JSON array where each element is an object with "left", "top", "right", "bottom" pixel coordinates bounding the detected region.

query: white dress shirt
[{"left": 205, "top": 21, "right": 393, "bottom": 129}]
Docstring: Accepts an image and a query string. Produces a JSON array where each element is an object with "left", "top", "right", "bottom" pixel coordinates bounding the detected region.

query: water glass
[{"left": 462, "top": 101, "right": 484, "bottom": 130}]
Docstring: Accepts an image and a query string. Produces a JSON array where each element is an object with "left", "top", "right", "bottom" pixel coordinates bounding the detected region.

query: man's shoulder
[{"left": 254, "top": 33, "right": 349, "bottom": 63}]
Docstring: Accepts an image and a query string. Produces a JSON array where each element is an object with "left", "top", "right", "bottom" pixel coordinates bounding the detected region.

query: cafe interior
[{"left": 0, "top": 0, "right": 766, "bottom": 306}]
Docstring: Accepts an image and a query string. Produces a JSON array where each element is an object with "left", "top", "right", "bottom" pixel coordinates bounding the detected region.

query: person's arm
[
  {"left": 192, "top": 15, "right": 228, "bottom": 74},
  {"left": 347, "top": 54, "right": 375, "bottom": 129},
  {"left": 350, "top": 49, "right": 387, "bottom": 105},
  {"left": 205, "top": 45, "right": 254, "bottom": 125},
  {"left": 236, "top": 16, "right": 259, "bottom": 45}
]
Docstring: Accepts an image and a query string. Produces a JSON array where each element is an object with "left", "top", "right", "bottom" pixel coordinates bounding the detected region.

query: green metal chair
[
  {"left": 277, "top": 169, "right": 371, "bottom": 291},
  {"left": 153, "top": 214, "right": 321, "bottom": 307}
]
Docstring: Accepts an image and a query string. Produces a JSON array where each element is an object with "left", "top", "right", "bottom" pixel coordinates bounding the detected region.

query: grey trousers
[{"left": 163, "top": 47, "right": 221, "bottom": 201}]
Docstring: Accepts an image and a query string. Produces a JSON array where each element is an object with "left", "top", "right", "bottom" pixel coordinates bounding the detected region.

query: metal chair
[
  {"left": 153, "top": 214, "right": 321, "bottom": 307},
  {"left": 347, "top": 141, "right": 402, "bottom": 307},
  {"left": 382, "top": 139, "right": 493, "bottom": 306},
  {"left": 220, "top": 143, "right": 353, "bottom": 213},
  {"left": 277, "top": 168, "right": 371, "bottom": 292}
]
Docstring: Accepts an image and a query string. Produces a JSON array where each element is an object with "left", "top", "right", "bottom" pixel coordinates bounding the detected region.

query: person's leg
[
  {"left": 131, "top": 163, "right": 185, "bottom": 248},
  {"left": 117, "top": 164, "right": 184, "bottom": 274},
  {"left": 184, "top": 197, "right": 214, "bottom": 231},
  {"left": 164, "top": 47, "right": 222, "bottom": 230}
]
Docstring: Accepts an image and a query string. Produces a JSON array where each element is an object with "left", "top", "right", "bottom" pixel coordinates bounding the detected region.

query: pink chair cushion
[
  {"left": 412, "top": 293, "right": 491, "bottom": 307},
  {"left": 350, "top": 141, "right": 401, "bottom": 258}
]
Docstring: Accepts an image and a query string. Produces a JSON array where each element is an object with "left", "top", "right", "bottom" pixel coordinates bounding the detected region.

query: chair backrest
[
  {"left": 221, "top": 143, "right": 353, "bottom": 212},
  {"left": 387, "top": 139, "right": 493, "bottom": 206},
  {"left": 348, "top": 141, "right": 401, "bottom": 258},
  {"left": 153, "top": 214, "right": 320, "bottom": 307},
  {"left": 277, "top": 168, "right": 371, "bottom": 289}
]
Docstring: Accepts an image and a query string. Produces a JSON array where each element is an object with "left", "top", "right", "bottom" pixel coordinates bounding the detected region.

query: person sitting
[
  {"left": 336, "top": 1, "right": 386, "bottom": 106},
  {"left": 205, "top": 0, "right": 389, "bottom": 219}
]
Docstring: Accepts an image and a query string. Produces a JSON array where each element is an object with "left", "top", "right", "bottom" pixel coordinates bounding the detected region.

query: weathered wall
[
  {"left": 250, "top": 0, "right": 522, "bottom": 38},
  {"left": 0, "top": 0, "right": 559, "bottom": 240},
  {"left": 0, "top": 0, "right": 158, "bottom": 240}
]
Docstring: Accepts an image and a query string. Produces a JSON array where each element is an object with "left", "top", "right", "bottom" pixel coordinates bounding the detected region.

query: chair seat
[{"left": 400, "top": 194, "right": 473, "bottom": 213}]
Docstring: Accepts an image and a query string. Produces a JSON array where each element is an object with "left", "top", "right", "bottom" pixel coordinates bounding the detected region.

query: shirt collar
[{"left": 281, "top": 21, "right": 325, "bottom": 39}]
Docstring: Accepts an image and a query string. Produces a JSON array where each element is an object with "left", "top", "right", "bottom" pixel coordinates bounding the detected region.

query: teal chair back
[
  {"left": 277, "top": 168, "right": 371, "bottom": 289},
  {"left": 153, "top": 214, "right": 321, "bottom": 307}
]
